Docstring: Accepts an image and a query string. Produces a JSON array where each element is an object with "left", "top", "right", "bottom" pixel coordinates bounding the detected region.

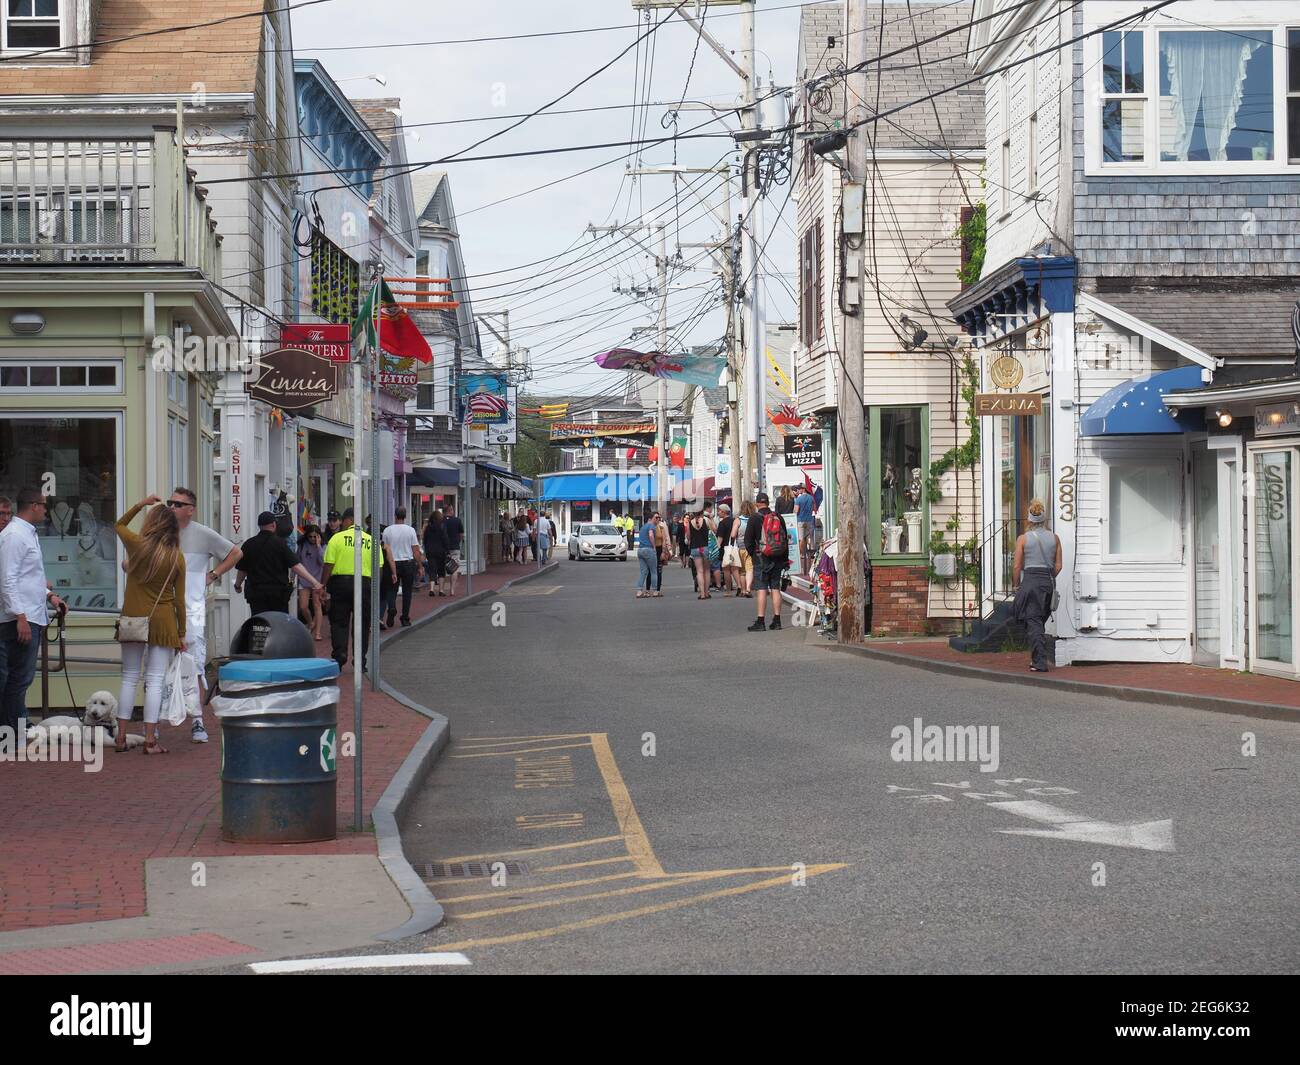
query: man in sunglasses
[{"left": 168, "top": 487, "right": 241, "bottom": 743}]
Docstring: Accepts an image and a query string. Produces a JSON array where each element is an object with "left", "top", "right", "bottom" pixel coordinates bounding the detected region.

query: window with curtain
[{"left": 1159, "top": 30, "right": 1273, "bottom": 162}]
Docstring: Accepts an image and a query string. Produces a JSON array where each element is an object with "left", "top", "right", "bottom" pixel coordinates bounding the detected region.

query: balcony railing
[{"left": 0, "top": 130, "right": 221, "bottom": 276}]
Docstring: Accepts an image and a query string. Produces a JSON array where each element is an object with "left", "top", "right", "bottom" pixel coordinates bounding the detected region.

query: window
[
  {"left": 1105, "top": 461, "right": 1181, "bottom": 561},
  {"left": 0, "top": 359, "right": 120, "bottom": 392},
  {"left": 1094, "top": 26, "right": 1292, "bottom": 169},
  {"left": 1101, "top": 30, "right": 1146, "bottom": 162},
  {"left": 263, "top": 16, "right": 278, "bottom": 131},
  {"left": 799, "top": 221, "right": 823, "bottom": 348},
  {"left": 263, "top": 193, "right": 285, "bottom": 313},
  {"left": 3, "top": 0, "right": 60, "bottom": 50},
  {"left": 0, "top": 413, "right": 121, "bottom": 610},
  {"left": 1288, "top": 28, "right": 1300, "bottom": 163},
  {"left": 870, "top": 405, "right": 929, "bottom": 558}
]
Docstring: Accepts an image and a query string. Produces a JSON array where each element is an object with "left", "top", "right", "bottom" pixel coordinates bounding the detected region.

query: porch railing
[{"left": 0, "top": 130, "right": 221, "bottom": 275}]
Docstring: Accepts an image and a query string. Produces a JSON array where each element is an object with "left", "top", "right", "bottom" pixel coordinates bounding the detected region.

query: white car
[{"left": 568, "top": 522, "right": 628, "bottom": 562}]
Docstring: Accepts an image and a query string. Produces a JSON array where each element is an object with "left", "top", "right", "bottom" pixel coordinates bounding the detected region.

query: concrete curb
[
  {"left": 368, "top": 561, "right": 560, "bottom": 942},
  {"left": 823, "top": 642, "right": 1300, "bottom": 723}
]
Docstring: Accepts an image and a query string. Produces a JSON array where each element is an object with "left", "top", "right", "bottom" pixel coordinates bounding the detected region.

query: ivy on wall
[{"left": 957, "top": 203, "right": 987, "bottom": 289}]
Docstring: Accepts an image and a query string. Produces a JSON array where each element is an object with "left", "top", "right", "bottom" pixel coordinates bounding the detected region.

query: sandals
[{"left": 143, "top": 739, "right": 168, "bottom": 755}]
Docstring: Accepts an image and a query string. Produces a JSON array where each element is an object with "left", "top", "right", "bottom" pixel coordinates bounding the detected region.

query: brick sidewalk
[
  {"left": 0, "top": 561, "right": 538, "bottom": 933},
  {"left": 851, "top": 639, "right": 1300, "bottom": 711}
]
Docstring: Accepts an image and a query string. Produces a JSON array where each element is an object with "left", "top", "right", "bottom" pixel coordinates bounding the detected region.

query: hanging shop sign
[
  {"left": 486, "top": 387, "right": 518, "bottom": 445},
  {"left": 378, "top": 371, "right": 418, "bottom": 388},
  {"left": 975, "top": 392, "right": 1043, "bottom": 416},
  {"left": 988, "top": 354, "right": 1025, "bottom": 390},
  {"left": 280, "top": 323, "right": 352, "bottom": 364},
  {"left": 246, "top": 347, "right": 340, "bottom": 410},
  {"left": 1255, "top": 402, "right": 1300, "bottom": 437},
  {"left": 784, "top": 433, "right": 824, "bottom": 466},
  {"left": 229, "top": 442, "right": 243, "bottom": 538},
  {"left": 548, "top": 421, "right": 656, "bottom": 441},
  {"left": 458, "top": 372, "right": 510, "bottom": 425}
]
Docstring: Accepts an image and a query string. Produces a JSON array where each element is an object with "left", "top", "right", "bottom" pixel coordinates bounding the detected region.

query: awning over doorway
[
  {"left": 1079, "top": 365, "right": 1207, "bottom": 437},
  {"left": 482, "top": 471, "right": 530, "bottom": 500}
]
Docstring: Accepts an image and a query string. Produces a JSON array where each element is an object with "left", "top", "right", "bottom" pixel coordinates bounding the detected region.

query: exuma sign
[{"left": 246, "top": 347, "right": 339, "bottom": 410}]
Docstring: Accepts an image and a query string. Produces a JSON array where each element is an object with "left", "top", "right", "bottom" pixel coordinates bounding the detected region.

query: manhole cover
[{"left": 422, "top": 861, "right": 530, "bottom": 879}]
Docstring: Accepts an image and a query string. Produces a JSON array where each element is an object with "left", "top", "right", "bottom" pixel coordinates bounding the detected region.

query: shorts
[
  {"left": 187, "top": 630, "right": 207, "bottom": 691},
  {"left": 798, "top": 521, "right": 813, "bottom": 543},
  {"left": 690, "top": 547, "right": 709, "bottom": 560},
  {"left": 751, "top": 556, "right": 787, "bottom": 591},
  {"left": 738, "top": 548, "right": 753, "bottom": 574}
]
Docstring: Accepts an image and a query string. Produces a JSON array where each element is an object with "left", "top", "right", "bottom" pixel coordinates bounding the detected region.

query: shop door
[
  {"left": 997, "top": 407, "right": 1050, "bottom": 598},
  {"left": 1191, "top": 445, "right": 1219, "bottom": 665},
  {"left": 1252, "top": 447, "right": 1297, "bottom": 676}
]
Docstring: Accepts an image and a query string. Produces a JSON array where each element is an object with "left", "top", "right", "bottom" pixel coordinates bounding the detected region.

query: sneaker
[
  {"left": 191, "top": 719, "right": 209, "bottom": 744},
  {"left": 747, "top": 619, "right": 767, "bottom": 632},
  {"left": 769, "top": 617, "right": 782, "bottom": 631}
]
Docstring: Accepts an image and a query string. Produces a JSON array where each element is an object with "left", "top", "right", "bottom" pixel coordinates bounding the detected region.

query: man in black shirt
[
  {"left": 743, "top": 492, "right": 788, "bottom": 631},
  {"left": 444, "top": 501, "right": 465, "bottom": 596},
  {"left": 235, "top": 511, "right": 322, "bottom": 616}
]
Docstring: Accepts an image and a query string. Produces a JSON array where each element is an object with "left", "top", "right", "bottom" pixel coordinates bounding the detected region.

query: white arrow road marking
[
  {"left": 249, "top": 953, "right": 470, "bottom": 973},
  {"left": 988, "top": 800, "right": 1175, "bottom": 852}
]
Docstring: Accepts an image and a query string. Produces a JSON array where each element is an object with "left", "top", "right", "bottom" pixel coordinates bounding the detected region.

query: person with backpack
[{"left": 743, "top": 491, "right": 789, "bottom": 631}]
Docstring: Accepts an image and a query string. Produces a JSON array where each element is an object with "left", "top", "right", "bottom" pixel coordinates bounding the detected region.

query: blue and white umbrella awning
[{"left": 1079, "top": 365, "right": 1206, "bottom": 437}]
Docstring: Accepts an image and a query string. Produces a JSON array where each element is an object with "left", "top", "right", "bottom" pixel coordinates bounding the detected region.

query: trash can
[
  {"left": 212, "top": 657, "right": 340, "bottom": 843},
  {"left": 207, "top": 613, "right": 316, "bottom": 693}
]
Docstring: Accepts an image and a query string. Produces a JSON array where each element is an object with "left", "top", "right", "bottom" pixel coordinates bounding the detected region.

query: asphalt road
[{"left": 315, "top": 555, "right": 1300, "bottom": 973}]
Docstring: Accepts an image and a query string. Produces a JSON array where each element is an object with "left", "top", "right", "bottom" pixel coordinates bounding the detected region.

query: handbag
[
  {"left": 722, "top": 544, "right": 741, "bottom": 569},
  {"left": 115, "top": 558, "right": 177, "bottom": 644}
]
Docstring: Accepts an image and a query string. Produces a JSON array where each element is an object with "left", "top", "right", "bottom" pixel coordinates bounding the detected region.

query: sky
[{"left": 292, "top": 0, "right": 809, "bottom": 400}]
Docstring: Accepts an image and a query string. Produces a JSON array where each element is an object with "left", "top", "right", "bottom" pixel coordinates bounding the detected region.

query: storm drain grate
[{"left": 422, "top": 861, "right": 530, "bottom": 879}]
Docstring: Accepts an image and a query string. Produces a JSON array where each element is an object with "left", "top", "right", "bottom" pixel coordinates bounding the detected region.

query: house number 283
[{"left": 1057, "top": 465, "right": 1076, "bottom": 522}]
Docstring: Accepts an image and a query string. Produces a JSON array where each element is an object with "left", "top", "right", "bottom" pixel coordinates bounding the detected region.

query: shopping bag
[{"left": 161, "top": 653, "right": 201, "bottom": 726}]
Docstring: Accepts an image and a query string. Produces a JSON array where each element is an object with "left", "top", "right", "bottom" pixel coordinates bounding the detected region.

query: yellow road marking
[
  {"left": 516, "top": 812, "right": 584, "bottom": 831},
  {"left": 588, "top": 732, "right": 664, "bottom": 878},
  {"left": 427, "top": 865, "right": 848, "bottom": 953},
  {"left": 534, "top": 855, "right": 635, "bottom": 874},
  {"left": 451, "top": 742, "right": 593, "bottom": 759},
  {"left": 460, "top": 734, "right": 594, "bottom": 743},
  {"left": 431, "top": 835, "right": 624, "bottom": 864},
  {"left": 438, "top": 870, "right": 641, "bottom": 903}
]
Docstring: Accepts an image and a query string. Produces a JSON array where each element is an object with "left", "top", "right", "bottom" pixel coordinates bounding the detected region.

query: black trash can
[{"left": 213, "top": 657, "right": 340, "bottom": 843}]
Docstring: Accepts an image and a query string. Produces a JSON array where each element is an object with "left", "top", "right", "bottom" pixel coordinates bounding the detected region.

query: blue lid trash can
[{"left": 212, "top": 657, "right": 340, "bottom": 843}]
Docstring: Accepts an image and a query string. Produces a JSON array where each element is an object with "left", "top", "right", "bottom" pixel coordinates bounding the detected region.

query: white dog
[{"left": 26, "top": 691, "right": 145, "bottom": 753}]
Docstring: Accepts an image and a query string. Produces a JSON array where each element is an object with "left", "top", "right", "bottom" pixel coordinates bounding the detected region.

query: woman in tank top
[{"left": 1012, "top": 498, "right": 1063, "bottom": 672}]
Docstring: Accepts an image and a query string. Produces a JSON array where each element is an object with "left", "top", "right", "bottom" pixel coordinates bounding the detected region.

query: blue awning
[
  {"left": 1079, "top": 365, "right": 1207, "bottom": 437},
  {"left": 538, "top": 472, "right": 658, "bottom": 502},
  {"left": 408, "top": 466, "right": 458, "bottom": 487}
]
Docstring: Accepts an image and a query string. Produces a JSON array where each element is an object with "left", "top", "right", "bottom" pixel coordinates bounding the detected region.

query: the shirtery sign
[
  {"left": 246, "top": 347, "right": 339, "bottom": 410},
  {"left": 280, "top": 323, "right": 352, "bottom": 363}
]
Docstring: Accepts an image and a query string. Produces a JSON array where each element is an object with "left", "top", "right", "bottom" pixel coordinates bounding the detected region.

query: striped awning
[{"left": 482, "top": 471, "right": 530, "bottom": 500}]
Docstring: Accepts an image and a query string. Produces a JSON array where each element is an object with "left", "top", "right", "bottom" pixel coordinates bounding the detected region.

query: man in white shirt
[
  {"left": 381, "top": 507, "right": 423, "bottom": 627},
  {"left": 167, "top": 486, "right": 241, "bottom": 743},
  {"left": 0, "top": 488, "right": 66, "bottom": 734}
]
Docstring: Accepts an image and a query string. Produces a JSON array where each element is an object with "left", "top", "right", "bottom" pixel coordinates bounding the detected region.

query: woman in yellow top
[{"left": 114, "top": 495, "right": 187, "bottom": 754}]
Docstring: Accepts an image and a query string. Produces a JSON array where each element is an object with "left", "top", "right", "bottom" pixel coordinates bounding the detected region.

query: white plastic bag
[{"left": 161, "top": 652, "right": 201, "bottom": 726}]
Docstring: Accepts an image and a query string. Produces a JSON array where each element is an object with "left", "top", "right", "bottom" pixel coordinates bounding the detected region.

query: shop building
[
  {"left": 952, "top": 1, "right": 1300, "bottom": 677},
  {"left": 793, "top": 2, "right": 985, "bottom": 633}
]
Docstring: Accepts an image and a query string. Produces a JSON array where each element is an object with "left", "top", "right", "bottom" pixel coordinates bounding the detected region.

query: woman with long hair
[
  {"left": 686, "top": 507, "right": 714, "bottom": 600},
  {"left": 114, "top": 495, "right": 187, "bottom": 754},
  {"left": 297, "top": 524, "right": 326, "bottom": 640},
  {"left": 736, "top": 500, "right": 756, "bottom": 597}
]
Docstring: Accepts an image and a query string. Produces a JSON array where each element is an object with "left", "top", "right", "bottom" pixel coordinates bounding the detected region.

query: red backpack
[{"left": 759, "top": 511, "right": 789, "bottom": 557}]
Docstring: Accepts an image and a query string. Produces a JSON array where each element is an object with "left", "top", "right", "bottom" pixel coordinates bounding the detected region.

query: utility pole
[
  {"left": 655, "top": 223, "right": 669, "bottom": 520},
  {"left": 738, "top": 0, "right": 764, "bottom": 503},
  {"left": 836, "top": 0, "right": 869, "bottom": 644}
]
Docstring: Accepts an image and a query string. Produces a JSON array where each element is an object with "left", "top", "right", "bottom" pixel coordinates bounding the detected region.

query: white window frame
[
  {"left": 1084, "top": 8, "right": 1298, "bottom": 176},
  {"left": 2, "top": 0, "right": 63, "bottom": 54},
  {"left": 263, "top": 190, "right": 285, "bottom": 314},
  {"left": 1101, "top": 457, "right": 1184, "bottom": 564}
]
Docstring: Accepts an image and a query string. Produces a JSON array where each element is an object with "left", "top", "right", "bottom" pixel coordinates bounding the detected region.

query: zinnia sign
[{"left": 246, "top": 346, "right": 340, "bottom": 410}]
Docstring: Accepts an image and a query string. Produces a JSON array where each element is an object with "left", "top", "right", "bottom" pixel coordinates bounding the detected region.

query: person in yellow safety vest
[{"left": 320, "top": 507, "right": 373, "bottom": 673}]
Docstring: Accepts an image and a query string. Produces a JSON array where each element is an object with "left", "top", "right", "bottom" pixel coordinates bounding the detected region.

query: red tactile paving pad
[{"left": 0, "top": 932, "right": 256, "bottom": 974}]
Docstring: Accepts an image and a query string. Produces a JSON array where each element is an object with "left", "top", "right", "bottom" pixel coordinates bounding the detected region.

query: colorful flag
[
  {"left": 669, "top": 436, "right": 687, "bottom": 469},
  {"left": 352, "top": 280, "right": 434, "bottom": 364},
  {"left": 803, "top": 471, "right": 824, "bottom": 514},
  {"left": 770, "top": 403, "right": 804, "bottom": 428},
  {"left": 594, "top": 348, "right": 725, "bottom": 388}
]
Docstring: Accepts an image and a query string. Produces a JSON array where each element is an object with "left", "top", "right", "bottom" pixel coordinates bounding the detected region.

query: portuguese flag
[
  {"left": 669, "top": 436, "right": 688, "bottom": 469},
  {"left": 352, "top": 280, "right": 433, "bottom": 364}
]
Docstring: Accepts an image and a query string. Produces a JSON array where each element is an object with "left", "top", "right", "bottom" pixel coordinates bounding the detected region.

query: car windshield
[{"left": 582, "top": 525, "right": 620, "bottom": 536}]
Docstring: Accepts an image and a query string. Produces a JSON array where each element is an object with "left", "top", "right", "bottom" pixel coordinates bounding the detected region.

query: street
[{"left": 380, "top": 558, "right": 1299, "bottom": 974}]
